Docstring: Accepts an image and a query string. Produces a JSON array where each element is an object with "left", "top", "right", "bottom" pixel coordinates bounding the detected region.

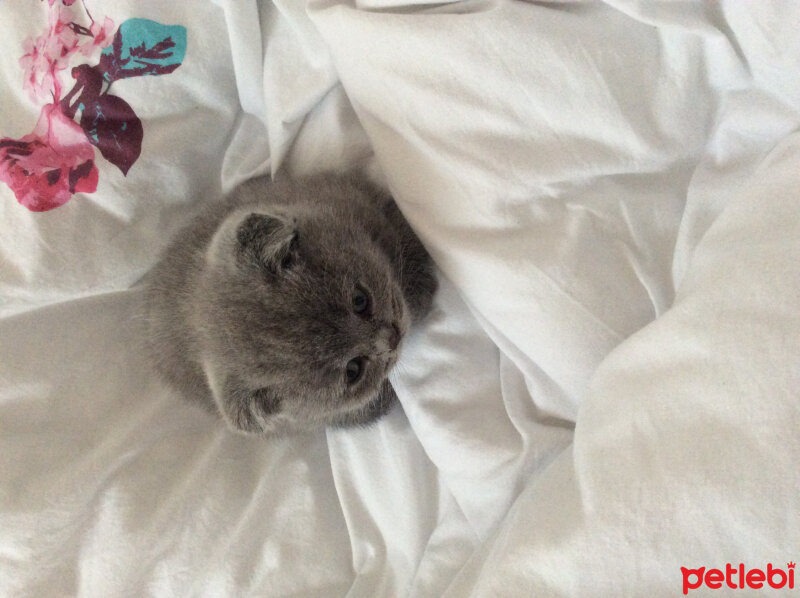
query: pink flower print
[
  {"left": 19, "top": 6, "right": 113, "bottom": 103},
  {"left": 20, "top": 6, "right": 80, "bottom": 102},
  {"left": 19, "top": 37, "right": 58, "bottom": 104},
  {"left": 80, "top": 17, "right": 115, "bottom": 57},
  {"left": 0, "top": 103, "right": 98, "bottom": 212}
]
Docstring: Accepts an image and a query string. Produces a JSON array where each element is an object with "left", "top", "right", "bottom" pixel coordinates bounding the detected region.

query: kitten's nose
[{"left": 375, "top": 323, "right": 401, "bottom": 355}]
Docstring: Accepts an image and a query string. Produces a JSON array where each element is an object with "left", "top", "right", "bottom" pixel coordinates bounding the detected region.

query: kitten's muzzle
[{"left": 374, "top": 323, "right": 402, "bottom": 355}]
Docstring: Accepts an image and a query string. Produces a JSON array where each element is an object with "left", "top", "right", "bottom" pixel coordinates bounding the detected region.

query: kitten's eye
[
  {"left": 352, "top": 286, "right": 370, "bottom": 315},
  {"left": 345, "top": 357, "right": 365, "bottom": 384}
]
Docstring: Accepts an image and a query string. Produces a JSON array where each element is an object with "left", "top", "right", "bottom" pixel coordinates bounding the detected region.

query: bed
[{"left": 1, "top": 1, "right": 798, "bottom": 596}]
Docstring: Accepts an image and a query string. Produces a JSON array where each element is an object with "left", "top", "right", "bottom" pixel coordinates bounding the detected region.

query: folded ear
[
  {"left": 204, "top": 359, "right": 284, "bottom": 435},
  {"left": 235, "top": 212, "right": 297, "bottom": 276}
]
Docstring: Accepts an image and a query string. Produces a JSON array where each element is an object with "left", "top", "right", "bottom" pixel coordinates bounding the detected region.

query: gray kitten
[{"left": 142, "top": 173, "right": 437, "bottom": 436}]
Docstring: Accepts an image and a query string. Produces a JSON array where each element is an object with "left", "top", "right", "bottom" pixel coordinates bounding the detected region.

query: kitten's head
[{"left": 195, "top": 204, "right": 409, "bottom": 435}]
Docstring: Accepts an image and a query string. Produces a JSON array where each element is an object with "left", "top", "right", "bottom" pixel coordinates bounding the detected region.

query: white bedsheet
[{"left": 1, "top": 1, "right": 798, "bottom": 596}]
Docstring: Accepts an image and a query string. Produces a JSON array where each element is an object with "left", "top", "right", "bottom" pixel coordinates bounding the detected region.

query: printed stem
[
  {"left": 81, "top": 0, "right": 95, "bottom": 26},
  {"left": 51, "top": 64, "right": 61, "bottom": 104},
  {"left": 59, "top": 82, "right": 80, "bottom": 118}
]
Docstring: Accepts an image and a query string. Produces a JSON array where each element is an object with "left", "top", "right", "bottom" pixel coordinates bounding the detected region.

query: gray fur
[{"left": 141, "top": 173, "right": 437, "bottom": 436}]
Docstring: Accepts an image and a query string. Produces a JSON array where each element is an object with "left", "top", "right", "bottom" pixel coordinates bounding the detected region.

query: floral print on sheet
[{"left": 0, "top": 0, "right": 187, "bottom": 211}]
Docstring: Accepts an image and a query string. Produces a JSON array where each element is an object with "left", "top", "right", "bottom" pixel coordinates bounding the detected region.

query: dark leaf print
[
  {"left": 98, "top": 19, "right": 187, "bottom": 82},
  {"left": 60, "top": 64, "right": 104, "bottom": 120},
  {"left": 79, "top": 94, "right": 143, "bottom": 175}
]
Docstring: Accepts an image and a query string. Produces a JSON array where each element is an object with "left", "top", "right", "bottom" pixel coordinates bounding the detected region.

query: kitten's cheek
[
  {"left": 253, "top": 388, "right": 282, "bottom": 416},
  {"left": 249, "top": 389, "right": 282, "bottom": 432},
  {"left": 332, "top": 381, "right": 398, "bottom": 428},
  {"left": 366, "top": 381, "right": 398, "bottom": 420},
  {"left": 227, "top": 404, "right": 267, "bottom": 435}
]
